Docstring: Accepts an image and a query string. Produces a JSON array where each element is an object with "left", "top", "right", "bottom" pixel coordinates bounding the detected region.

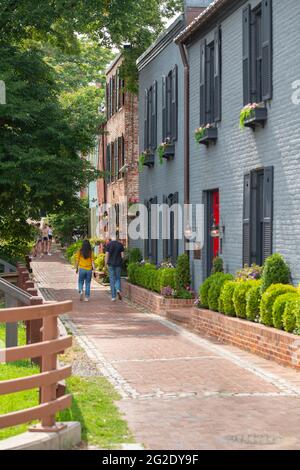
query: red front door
[{"left": 212, "top": 190, "right": 220, "bottom": 258}]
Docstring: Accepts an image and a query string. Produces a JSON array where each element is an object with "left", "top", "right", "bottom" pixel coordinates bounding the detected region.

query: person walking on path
[
  {"left": 47, "top": 225, "right": 53, "bottom": 256},
  {"left": 41, "top": 224, "right": 49, "bottom": 255},
  {"left": 105, "top": 236, "right": 124, "bottom": 302},
  {"left": 75, "top": 240, "right": 95, "bottom": 302}
]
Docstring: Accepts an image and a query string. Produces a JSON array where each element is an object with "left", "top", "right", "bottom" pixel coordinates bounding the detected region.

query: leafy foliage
[
  {"left": 211, "top": 256, "right": 224, "bottom": 275},
  {"left": 261, "top": 254, "right": 291, "bottom": 293},
  {"left": 49, "top": 198, "right": 89, "bottom": 245},
  {"left": 207, "top": 274, "right": 234, "bottom": 312},
  {"left": 219, "top": 281, "right": 238, "bottom": 316},
  {"left": 272, "top": 293, "right": 299, "bottom": 331},
  {"left": 175, "top": 253, "right": 191, "bottom": 292},
  {"left": 233, "top": 280, "right": 260, "bottom": 319},
  {"left": 246, "top": 283, "right": 262, "bottom": 322},
  {"left": 284, "top": 298, "right": 300, "bottom": 334},
  {"left": 260, "top": 284, "right": 296, "bottom": 327}
]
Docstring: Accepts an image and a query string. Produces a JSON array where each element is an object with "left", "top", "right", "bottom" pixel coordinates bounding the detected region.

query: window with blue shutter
[{"left": 162, "top": 66, "right": 178, "bottom": 142}]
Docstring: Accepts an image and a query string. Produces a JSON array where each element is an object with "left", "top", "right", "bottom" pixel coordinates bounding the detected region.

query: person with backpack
[
  {"left": 75, "top": 240, "right": 95, "bottom": 302},
  {"left": 105, "top": 236, "right": 124, "bottom": 302}
]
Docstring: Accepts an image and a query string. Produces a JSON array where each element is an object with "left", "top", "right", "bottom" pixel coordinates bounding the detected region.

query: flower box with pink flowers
[
  {"left": 240, "top": 103, "right": 268, "bottom": 129},
  {"left": 194, "top": 124, "right": 218, "bottom": 146}
]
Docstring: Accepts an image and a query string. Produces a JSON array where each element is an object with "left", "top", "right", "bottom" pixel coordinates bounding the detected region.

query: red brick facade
[
  {"left": 192, "top": 307, "right": 300, "bottom": 370},
  {"left": 97, "top": 54, "right": 139, "bottom": 247}
]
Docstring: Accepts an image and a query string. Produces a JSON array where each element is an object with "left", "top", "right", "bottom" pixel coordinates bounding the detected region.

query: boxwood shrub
[
  {"left": 246, "top": 283, "right": 262, "bottom": 322},
  {"left": 283, "top": 297, "right": 300, "bottom": 333},
  {"left": 233, "top": 280, "right": 260, "bottom": 319},
  {"left": 199, "top": 272, "right": 230, "bottom": 308},
  {"left": 272, "top": 293, "right": 299, "bottom": 330},
  {"left": 207, "top": 273, "right": 234, "bottom": 312},
  {"left": 175, "top": 254, "right": 191, "bottom": 291},
  {"left": 260, "top": 253, "right": 291, "bottom": 293},
  {"left": 260, "top": 284, "right": 297, "bottom": 327},
  {"left": 219, "top": 281, "right": 238, "bottom": 316}
]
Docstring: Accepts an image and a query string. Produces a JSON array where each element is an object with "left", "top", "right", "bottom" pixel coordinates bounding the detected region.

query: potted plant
[
  {"left": 240, "top": 103, "right": 267, "bottom": 129},
  {"left": 138, "top": 150, "right": 154, "bottom": 171},
  {"left": 194, "top": 123, "right": 218, "bottom": 146},
  {"left": 158, "top": 137, "right": 175, "bottom": 162}
]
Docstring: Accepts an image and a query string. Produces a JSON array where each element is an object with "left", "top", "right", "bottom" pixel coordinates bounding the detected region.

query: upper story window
[
  {"left": 162, "top": 65, "right": 178, "bottom": 142},
  {"left": 106, "top": 68, "right": 125, "bottom": 120},
  {"left": 144, "top": 81, "right": 157, "bottom": 151},
  {"left": 200, "top": 27, "right": 221, "bottom": 127},
  {"left": 106, "top": 135, "right": 125, "bottom": 184},
  {"left": 243, "top": 0, "right": 273, "bottom": 105}
]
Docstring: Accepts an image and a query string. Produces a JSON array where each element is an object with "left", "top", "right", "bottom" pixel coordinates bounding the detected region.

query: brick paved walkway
[{"left": 32, "top": 249, "right": 300, "bottom": 450}]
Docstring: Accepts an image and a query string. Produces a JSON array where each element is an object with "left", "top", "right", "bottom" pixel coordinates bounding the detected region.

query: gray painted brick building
[{"left": 138, "top": 0, "right": 300, "bottom": 290}]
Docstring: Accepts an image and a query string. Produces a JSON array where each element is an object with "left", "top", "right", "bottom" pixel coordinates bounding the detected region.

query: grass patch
[
  {"left": 0, "top": 335, "right": 133, "bottom": 448},
  {"left": 58, "top": 376, "right": 133, "bottom": 449},
  {"left": 0, "top": 322, "right": 27, "bottom": 347}
]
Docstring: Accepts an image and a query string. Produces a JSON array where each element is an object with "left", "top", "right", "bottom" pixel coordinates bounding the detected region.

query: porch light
[
  {"left": 210, "top": 218, "right": 225, "bottom": 239},
  {"left": 184, "top": 224, "right": 193, "bottom": 239}
]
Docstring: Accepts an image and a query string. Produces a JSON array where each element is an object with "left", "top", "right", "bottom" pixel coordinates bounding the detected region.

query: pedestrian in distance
[
  {"left": 41, "top": 224, "right": 49, "bottom": 255},
  {"left": 32, "top": 223, "right": 42, "bottom": 258},
  {"left": 47, "top": 225, "right": 53, "bottom": 256},
  {"left": 75, "top": 240, "right": 95, "bottom": 302},
  {"left": 105, "top": 236, "right": 124, "bottom": 302}
]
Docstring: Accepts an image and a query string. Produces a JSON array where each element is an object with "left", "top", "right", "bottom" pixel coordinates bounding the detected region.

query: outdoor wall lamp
[
  {"left": 210, "top": 218, "right": 225, "bottom": 239},
  {"left": 184, "top": 224, "right": 193, "bottom": 239}
]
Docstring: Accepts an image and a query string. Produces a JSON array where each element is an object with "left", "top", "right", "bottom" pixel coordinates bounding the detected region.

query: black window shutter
[
  {"left": 172, "top": 192, "right": 179, "bottom": 265},
  {"left": 200, "top": 39, "right": 207, "bottom": 126},
  {"left": 162, "top": 76, "right": 167, "bottom": 142},
  {"left": 110, "top": 78, "right": 113, "bottom": 117},
  {"left": 151, "top": 81, "right": 157, "bottom": 150},
  {"left": 151, "top": 197, "right": 158, "bottom": 265},
  {"left": 262, "top": 166, "right": 273, "bottom": 262},
  {"left": 115, "top": 138, "right": 119, "bottom": 180},
  {"left": 242, "top": 5, "right": 251, "bottom": 105},
  {"left": 144, "top": 89, "right": 149, "bottom": 150},
  {"left": 261, "top": 0, "right": 273, "bottom": 101},
  {"left": 162, "top": 195, "right": 168, "bottom": 260},
  {"left": 106, "top": 82, "right": 109, "bottom": 120},
  {"left": 243, "top": 173, "right": 251, "bottom": 266},
  {"left": 214, "top": 27, "right": 222, "bottom": 122},
  {"left": 171, "top": 65, "right": 178, "bottom": 141},
  {"left": 116, "top": 70, "right": 119, "bottom": 110},
  {"left": 105, "top": 144, "right": 110, "bottom": 183}
]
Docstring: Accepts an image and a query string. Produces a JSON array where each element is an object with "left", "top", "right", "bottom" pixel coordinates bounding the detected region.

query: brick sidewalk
[{"left": 32, "top": 249, "right": 300, "bottom": 450}]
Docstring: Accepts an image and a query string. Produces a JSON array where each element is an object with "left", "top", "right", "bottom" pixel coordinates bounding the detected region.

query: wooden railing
[
  {"left": 0, "top": 258, "right": 16, "bottom": 274},
  {"left": 0, "top": 300, "right": 73, "bottom": 432}
]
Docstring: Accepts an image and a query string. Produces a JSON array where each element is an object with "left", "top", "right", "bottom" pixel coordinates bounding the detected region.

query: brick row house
[
  {"left": 92, "top": 53, "right": 140, "bottom": 248},
  {"left": 137, "top": 0, "right": 300, "bottom": 288}
]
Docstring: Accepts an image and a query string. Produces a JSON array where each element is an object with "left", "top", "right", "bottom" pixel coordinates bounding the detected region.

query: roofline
[
  {"left": 105, "top": 52, "right": 122, "bottom": 75},
  {"left": 137, "top": 14, "right": 184, "bottom": 71},
  {"left": 175, "top": 0, "right": 230, "bottom": 44}
]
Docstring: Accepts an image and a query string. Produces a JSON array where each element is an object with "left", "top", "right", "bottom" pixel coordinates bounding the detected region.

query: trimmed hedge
[
  {"left": 233, "top": 280, "right": 260, "bottom": 319},
  {"left": 283, "top": 297, "right": 300, "bottom": 333},
  {"left": 127, "top": 263, "right": 176, "bottom": 294},
  {"left": 199, "top": 273, "right": 229, "bottom": 308},
  {"left": 260, "top": 284, "right": 297, "bottom": 327},
  {"left": 207, "top": 274, "right": 234, "bottom": 312},
  {"left": 219, "top": 281, "right": 238, "bottom": 316},
  {"left": 246, "top": 283, "right": 262, "bottom": 322},
  {"left": 272, "top": 293, "right": 299, "bottom": 330},
  {"left": 260, "top": 253, "right": 291, "bottom": 293}
]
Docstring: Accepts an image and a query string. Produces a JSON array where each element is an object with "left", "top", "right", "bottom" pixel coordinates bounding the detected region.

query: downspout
[{"left": 178, "top": 42, "right": 190, "bottom": 256}]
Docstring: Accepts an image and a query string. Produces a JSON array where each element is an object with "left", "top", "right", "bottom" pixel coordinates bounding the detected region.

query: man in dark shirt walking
[{"left": 105, "top": 236, "right": 124, "bottom": 301}]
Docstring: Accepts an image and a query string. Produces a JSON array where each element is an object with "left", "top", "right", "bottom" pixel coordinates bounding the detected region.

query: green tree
[{"left": 49, "top": 198, "right": 89, "bottom": 245}]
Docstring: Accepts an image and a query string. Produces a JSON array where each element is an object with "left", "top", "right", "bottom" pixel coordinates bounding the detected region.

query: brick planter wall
[
  {"left": 192, "top": 307, "right": 300, "bottom": 370},
  {"left": 123, "top": 280, "right": 194, "bottom": 315}
]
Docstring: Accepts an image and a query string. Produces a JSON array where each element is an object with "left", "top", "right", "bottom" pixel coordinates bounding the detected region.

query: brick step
[{"left": 166, "top": 308, "right": 192, "bottom": 325}]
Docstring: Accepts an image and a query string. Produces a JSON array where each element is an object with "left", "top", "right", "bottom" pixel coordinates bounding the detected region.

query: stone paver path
[{"left": 32, "top": 249, "right": 300, "bottom": 450}]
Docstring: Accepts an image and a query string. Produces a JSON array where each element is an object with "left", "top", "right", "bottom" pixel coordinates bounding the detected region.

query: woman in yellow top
[{"left": 75, "top": 240, "right": 95, "bottom": 302}]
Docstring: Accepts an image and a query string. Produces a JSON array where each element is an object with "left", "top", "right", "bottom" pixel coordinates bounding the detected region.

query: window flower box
[
  {"left": 158, "top": 139, "right": 175, "bottom": 162},
  {"left": 195, "top": 124, "right": 218, "bottom": 146},
  {"left": 138, "top": 151, "right": 154, "bottom": 171},
  {"left": 240, "top": 103, "right": 267, "bottom": 129}
]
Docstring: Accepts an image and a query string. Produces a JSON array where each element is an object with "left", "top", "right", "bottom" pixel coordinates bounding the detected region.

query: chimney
[{"left": 184, "top": 0, "right": 212, "bottom": 25}]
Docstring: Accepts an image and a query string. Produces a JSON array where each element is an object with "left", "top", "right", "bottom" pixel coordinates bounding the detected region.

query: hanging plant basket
[
  {"left": 240, "top": 104, "right": 268, "bottom": 129},
  {"left": 195, "top": 125, "right": 218, "bottom": 146}
]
